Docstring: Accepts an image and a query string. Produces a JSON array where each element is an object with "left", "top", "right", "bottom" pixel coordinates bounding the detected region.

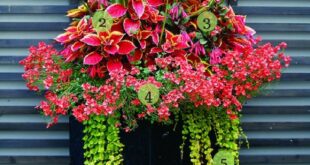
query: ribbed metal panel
[
  {"left": 233, "top": 1, "right": 310, "bottom": 164},
  {"left": 0, "top": 0, "right": 73, "bottom": 164},
  {"left": 0, "top": 0, "right": 308, "bottom": 164}
]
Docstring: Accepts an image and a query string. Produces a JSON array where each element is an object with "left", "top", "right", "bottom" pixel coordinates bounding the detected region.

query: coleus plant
[{"left": 20, "top": 0, "right": 290, "bottom": 164}]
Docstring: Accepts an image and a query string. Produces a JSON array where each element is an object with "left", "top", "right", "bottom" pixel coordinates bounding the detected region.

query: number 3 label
[
  {"left": 197, "top": 11, "right": 217, "bottom": 33},
  {"left": 138, "top": 83, "right": 159, "bottom": 105},
  {"left": 213, "top": 150, "right": 234, "bottom": 165}
]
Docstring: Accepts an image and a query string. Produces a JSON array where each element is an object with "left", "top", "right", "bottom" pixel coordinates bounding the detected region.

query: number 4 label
[
  {"left": 138, "top": 83, "right": 159, "bottom": 105},
  {"left": 213, "top": 150, "right": 234, "bottom": 165}
]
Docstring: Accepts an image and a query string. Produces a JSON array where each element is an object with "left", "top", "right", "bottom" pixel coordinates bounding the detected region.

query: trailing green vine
[
  {"left": 211, "top": 108, "right": 241, "bottom": 165},
  {"left": 83, "top": 115, "right": 124, "bottom": 165},
  {"left": 181, "top": 105, "right": 213, "bottom": 165}
]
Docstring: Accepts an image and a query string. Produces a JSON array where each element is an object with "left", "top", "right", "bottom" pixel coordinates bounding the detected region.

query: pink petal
[
  {"left": 109, "top": 31, "right": 125, "bottom": 45},
  {"left": 107, "top": 59, "right": 123, "bottom": 72},
  {"left": 146, "top": 0, "right": 163, "bottom": 7},
  {"left": 165, "top": 30, "right": 174, "bottom": 41},
  {"left": 77, "top": 17, "right": 88, "bottom": 29},
  {"left": 55, "top": 33, "right": 70, "bottom": 43},
  {"left": 104, "top": 45, "right": 119, "bottom": 55},
  {"left": 140, "top": 30, "right": 152, "bottom": 39},
  {"left": 139, "top": 40, "right": 147, "bottom": 49},
  {"left": 71, "top": 41, "right": 84, "bottom": 51},
  {"left": 65, "top": 52, "right": 79, "bottom": 62},
  {"left": 132, "top": 0, "right": 145, "bottom": 18},
  {"left": 66, "top": 26, "right": 77, "bottom": 33},
  {"left": 106, "top": 3, "right": 127, "bottom": 18},
  {"left": 80, "top": 34, "right": 101, "bottom": 46},
  {"left": 83, "top": 52, "right": 103, "bottom": 65},
  {"left": 111, "top": 20, "right": 124, "bottom": 32},
  {"left": 150, "top": 47, "right": 162, "bottom": 54},
  {"left": 69, "top": 33, "right": 79, "bottom": 40},
  {"left": 118, "top": 40, "right": 136, "bottom": 54},
  {"left": 123, "top": 18, "right": 140, "bottom": 36},
  {"left": 151, "top": 31, "right": 159, "bottom": 45}
]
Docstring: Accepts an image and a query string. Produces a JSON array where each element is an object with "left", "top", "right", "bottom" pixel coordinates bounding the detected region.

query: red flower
[
  {"left": 55, "top": 17, "right": 93, "bottom": 45},
  {"left": 162, "top": 30, "right": 189, "bottom": 53},
  {"left": 81, "top": 31, "right": 136, "bottom": 55}
]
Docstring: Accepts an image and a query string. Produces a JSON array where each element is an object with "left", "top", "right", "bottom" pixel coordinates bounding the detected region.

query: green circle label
[
  {"left": 213, "top": 150, "right": 234, "bottom": 165},
  {"left": 138, "top": 83, "right": 159, "bottom": 105},
  {"left": 92, "top": 10, "right": 113, "bottom": 33},
  {"left": 197, "top": 11, "right": 217, "bottom": 32}
]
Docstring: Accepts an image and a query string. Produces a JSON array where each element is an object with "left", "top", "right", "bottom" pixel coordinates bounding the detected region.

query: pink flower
[
  {"left": 210, "top": 48, "right": 222, "bottom": 65},
  {"left": 169, "top": 3, "right": 188, "bottom": 22},
  {"left": 43, "top": 76, "right": 53, "bottom": 89},
  {"left": 157, "top": 103, "right": 170, "bottom": 120},
  {"left": 190, "top": 41, "right": 206, "bottom": 56},
  {"left": 131, "top": 99, "right": 141, "bottom": 105}
]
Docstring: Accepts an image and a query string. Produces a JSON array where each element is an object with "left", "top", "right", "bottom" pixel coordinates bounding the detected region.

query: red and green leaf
[
  {"left": 127, "top": 49, "right": 143, "bottom": 62},
  {"left": 55, "top": 33, "right": 70, "bottom": 43},
  {"left": 104, "top": 45, "right": 119, "bottom": 55},
  {"left": 118, "top": 40, "right": 136, "bottom": 54},
  {"left": 146, "top": 0, "right": 164, "bottom": 7},
  {"left": 107, "top": 58, "right": 123, "bottom": 71},
  {"left": 123, "top": 18, "right": 140, "bottom": 36},
  {"left": 80, "top": 34, "right": 101, "bottom": 46},
  {"left": 106, "top": 4, "right": 127, "bottom": 18},
  {"left": 132, "top": 0, "right": 145, "bottom": 18},
  {"left": 83, "top": 52, "right": 103, "bottom": 65},
  {"left": 71, "top": 41, "right": 84, "bottom": 52}
]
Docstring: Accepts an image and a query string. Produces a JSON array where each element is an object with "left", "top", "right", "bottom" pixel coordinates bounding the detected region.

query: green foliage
[
  {"left": 181, "top": 105, "right": 213, "bottom": 165},
  {"left": 180, "top": 104, "right": 243, "bottom": 165},
  {"left": 211, "top": 108, "right": 241, "bottom": 165},
  {"left": 83, "top": 114, "right": 124, "bottom": 165}
]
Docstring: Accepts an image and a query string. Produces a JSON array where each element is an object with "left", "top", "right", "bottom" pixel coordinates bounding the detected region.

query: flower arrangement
[{"left": 20, "top": 0, "right": 290, "bottom": 164}]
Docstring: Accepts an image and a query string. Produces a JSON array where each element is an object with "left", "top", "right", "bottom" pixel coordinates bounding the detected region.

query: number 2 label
[{"left": 92, "top": 10, "right": 113, "bottom": 33}]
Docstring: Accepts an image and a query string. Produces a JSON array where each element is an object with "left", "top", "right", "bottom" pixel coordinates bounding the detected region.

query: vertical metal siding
[
  {"left": 0, "top": 0, "right": 74, "bottom": 164},
  {"left": 234, "top": 0, "right": 310, "bottom": 164}
]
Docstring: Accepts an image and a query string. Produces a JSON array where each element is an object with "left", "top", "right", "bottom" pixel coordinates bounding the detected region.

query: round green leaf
[
  {"left": 138, "top": 83, "right": 160, "bottom": 105},
  {"left": 92, "top": 10, "right": 113, "bottom": 33},
  {"left": 213, "top": 150, "right": 234, "bottom": 165},
  {"left": 197, "top": 11, "right": 217, "bottom": 33}
]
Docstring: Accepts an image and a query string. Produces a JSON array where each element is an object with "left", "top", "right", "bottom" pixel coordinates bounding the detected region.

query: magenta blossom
[
  {"left": 190, "top": 41, "right": 206, "bottom": 56},
  {"left": 169, "top": 3, "right": 188, "bottom": 22},
  {"left": 210, "top": 48, "right": 222, "bottom": 65}
]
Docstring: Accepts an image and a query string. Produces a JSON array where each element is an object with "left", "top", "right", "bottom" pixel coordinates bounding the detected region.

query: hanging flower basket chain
[{"left": 20, "top": 0, "right": 291, "bottom": 164}]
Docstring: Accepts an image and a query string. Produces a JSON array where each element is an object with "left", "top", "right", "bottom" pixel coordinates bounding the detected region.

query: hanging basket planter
[
  {"left": 70, "top": 117, "right": 204, "bottom": 165},
  {"left": 20, "top": 0, "right": 291, "bottom": 164}
]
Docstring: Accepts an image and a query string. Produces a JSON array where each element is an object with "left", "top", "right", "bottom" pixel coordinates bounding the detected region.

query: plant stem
[
  {"left": 159, "top": 0, "right": 169, "bottom": 43},
  {"left": 189, "top": 0, "right": 215, "bottom": 17}
]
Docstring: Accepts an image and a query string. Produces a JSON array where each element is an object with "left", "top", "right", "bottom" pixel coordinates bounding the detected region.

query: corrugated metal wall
[
  {"left": 234, "top": 0, "right": 310, "bottom": 165},
  {"left": 0, "top": 0, "right": 309, "bottom": 165},
  {"left": 0, "top": 0, "right": 77, "bottom": 164}
]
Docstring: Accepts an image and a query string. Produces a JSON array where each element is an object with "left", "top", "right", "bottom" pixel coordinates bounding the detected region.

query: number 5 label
[
  {"left": 213, "top": 150, "right": 234, "bottom": 165},
  {"left": 138, "top": 83, "right": 160, "bottom": 105}
]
